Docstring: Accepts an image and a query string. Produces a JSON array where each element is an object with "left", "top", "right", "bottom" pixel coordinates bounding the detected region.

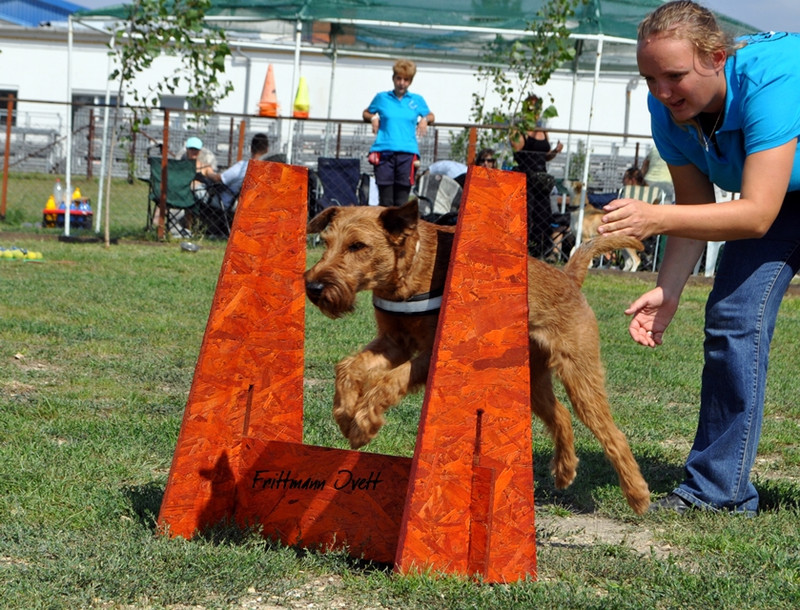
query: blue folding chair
[{"left": 312, "top": 158, "right": 364, "bottom": 216}]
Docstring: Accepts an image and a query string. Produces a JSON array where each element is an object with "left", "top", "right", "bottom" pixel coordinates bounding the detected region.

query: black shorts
[{"left": 373, "top": 151, "right": 418, "bottom": 187}]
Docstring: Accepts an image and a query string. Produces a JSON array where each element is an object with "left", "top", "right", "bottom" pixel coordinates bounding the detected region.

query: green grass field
[{"left": 0, "top": 236, "right": 799, "bottom": 609}]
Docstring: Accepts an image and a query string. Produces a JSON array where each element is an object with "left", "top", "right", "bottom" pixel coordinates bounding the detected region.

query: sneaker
[{"left": 648, "top": 492, "right": 696, "bottom": 515}]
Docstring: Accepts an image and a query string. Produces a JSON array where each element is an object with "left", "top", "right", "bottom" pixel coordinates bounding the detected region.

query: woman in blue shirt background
[
  {"left": 363, "top": 59, "right": 435, "bottom": 207},
  {"left": 599, "top": 1, "right": 800, "bottom": 515}
]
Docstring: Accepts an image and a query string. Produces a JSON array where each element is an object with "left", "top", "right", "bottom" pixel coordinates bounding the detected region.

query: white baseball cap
[{"left": 185, "top": 137, "right": 203, "bottom": 150}]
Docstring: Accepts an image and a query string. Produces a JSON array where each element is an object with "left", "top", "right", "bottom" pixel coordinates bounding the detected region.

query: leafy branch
[
  {"left": 455, "top": 0, "right": 587, "bottom": 161},
  {"left": 99, "top": 0, "right": 233, "bottom": 245},
  {"left": 109, "top": 0, "right": 233, "bottom": 132}
]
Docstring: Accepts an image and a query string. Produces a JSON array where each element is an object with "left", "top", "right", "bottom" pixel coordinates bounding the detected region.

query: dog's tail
[{"left": 563, "top": 235, "right": 645, "bottom": 287}]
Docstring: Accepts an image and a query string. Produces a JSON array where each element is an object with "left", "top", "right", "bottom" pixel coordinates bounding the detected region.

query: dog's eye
[{"left": 348, "top": 242, "right": 367, "bottom": 253}]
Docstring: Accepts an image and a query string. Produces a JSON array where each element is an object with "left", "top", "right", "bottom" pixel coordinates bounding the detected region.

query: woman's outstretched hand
[{"left": 625, "top": 286, "right": 677, "bottom": 347}]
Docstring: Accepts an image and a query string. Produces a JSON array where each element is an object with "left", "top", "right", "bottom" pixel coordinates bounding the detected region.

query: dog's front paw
[{"left": 348, "top": 407, "right": 386, "bottom": 449}]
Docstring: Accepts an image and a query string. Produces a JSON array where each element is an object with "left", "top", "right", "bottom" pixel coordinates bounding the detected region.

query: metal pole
[
  {"left": 286, "top": 20, "right": 302, "bottom": 163},
  {"left": 64, "top": 16, "right": 74, "bottom": 237},
  {"left": 96, "top": 35, "right": 114, "bottom": 234},
  {"left": 324, "top": 36, "right": 338, "bottom": 158},
  {"left": 1, "top": 94, "right": 13, "bottom": 221},
  {"left": 574, "top": 37, "right": 604, "bottom": 249}
]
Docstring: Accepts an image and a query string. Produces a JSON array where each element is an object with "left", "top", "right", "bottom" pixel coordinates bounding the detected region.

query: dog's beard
[{"left": 306, "top": 278, "right": 358, "bottom": 319}]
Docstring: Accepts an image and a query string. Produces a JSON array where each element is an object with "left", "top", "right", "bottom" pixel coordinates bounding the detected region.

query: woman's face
[
  {"left": 392, "top": 73, "right": 412, "bottom": 97},
  {"left": 637, "top": 33, "right": 727, "bottom": 121}
]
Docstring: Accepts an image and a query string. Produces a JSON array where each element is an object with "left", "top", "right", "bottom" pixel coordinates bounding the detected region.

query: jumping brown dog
[{"left": 305, "top": 199, "right": 650, "bottom": 514}]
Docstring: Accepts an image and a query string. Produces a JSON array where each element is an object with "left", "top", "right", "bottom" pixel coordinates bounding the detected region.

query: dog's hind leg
[
  {"left": 551, "top": 338, "right": 651, "bottom": 514},
  {"left": 529, "top": 343, "right": 579, "bottom": 489}
]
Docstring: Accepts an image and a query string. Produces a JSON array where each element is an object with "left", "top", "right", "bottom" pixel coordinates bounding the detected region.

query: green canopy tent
[
  {"left": 71, "top": 1, "right": 756, "bottom": 241},
  {"left": 75, "top": 0, "right": 754, "bottom": 70}
]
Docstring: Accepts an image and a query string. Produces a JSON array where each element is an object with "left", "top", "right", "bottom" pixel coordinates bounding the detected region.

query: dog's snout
[{"left": 305, "top": 280, "right": 325, "bottom": 299}]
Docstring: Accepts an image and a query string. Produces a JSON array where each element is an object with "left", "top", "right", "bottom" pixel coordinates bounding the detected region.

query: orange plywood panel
[
  {"left": 395, "top": 167, "right": 536, "bottom": 583},
  {"left": 235, "top": 438, "right": 412, "bottom": 563},
  {"left": 158, "top": 161, "right": 308, "bottom": 538}
]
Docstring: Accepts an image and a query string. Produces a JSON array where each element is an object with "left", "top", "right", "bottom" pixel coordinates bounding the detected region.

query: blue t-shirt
[
  {"left": 367, "top": 90, "right": 430, "bottom": 155},
  {"left": 650, "top": 32, "right": 800, "bottom": 194}
]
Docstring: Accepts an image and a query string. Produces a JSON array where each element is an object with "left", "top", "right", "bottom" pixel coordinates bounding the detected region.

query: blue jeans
[{"left": 674, "top": 192, "right": 800, "bottom": 513}]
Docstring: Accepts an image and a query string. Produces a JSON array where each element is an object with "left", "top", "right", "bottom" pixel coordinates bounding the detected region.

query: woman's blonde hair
[
  {"left": 639, "top": 1, "right": 743, "bottom": 141},
  {"left": 638, "top": 1, "right": 738, "bottom": 59},
  {"left": 393, "top": 59, "right": 417, "bottom": 81}
]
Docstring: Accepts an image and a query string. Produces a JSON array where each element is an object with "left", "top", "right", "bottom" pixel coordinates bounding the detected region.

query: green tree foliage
[
  {"left": 100, "top": 0, "right": 232, "bottom": 244},
  {"left": 109, "top": 0, "right": 233, "bottom": 130},
  {"left": 452, "top": 0, "right": 587, "bottom": 162}
]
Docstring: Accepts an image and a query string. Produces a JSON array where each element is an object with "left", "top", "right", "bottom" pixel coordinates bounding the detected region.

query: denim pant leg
[{"left": 676, "top": 199, "right": 800, "bottom": 512}]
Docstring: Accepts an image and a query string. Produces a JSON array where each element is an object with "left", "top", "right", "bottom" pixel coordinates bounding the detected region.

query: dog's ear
[
  {"left": 307, "top": 207, "right": 339, "bottom": 234},
  {"left": 379, "top": 199, "right": 419, "bottom": 236}
]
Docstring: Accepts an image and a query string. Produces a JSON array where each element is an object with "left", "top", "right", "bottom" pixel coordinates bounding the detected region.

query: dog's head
[{"left": 304, "top": 199, "right": 420, "bottom": 318}]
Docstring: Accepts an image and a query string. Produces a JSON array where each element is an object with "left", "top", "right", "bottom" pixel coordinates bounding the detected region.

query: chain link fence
[{"left": 2, "top": 98, "right": 652, "bottom": 250}]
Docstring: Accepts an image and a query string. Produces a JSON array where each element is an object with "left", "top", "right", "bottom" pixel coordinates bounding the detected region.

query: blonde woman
[{"left": 600, "top": 1, "right": 800, "bottom": 514}]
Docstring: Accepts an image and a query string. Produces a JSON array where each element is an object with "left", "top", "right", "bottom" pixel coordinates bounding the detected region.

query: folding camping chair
[
  {"left": 190, "top": 176, "right": 238, "bottom": 238},
  {"left": 311, "top": 157, "right": 367, "bottom": 218},
  {"left": 145, "top": 157, "right": 198, "bottom": 237},
  {"left": 414, "top": 171, "right": 462, "bottom": 225},
  {"left": 618, "top": 184, "right": 665, "bottom": 271}
]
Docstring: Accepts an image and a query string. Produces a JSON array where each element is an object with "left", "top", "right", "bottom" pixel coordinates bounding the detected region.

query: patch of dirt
[
  {"left": 11, "top": 353, "right": 60, "bottom": 374},
  {"left": 237, "top": 576, "right": 387, "bottom": 610},
  {"left": 2, "top": 380, "right": 38, "bottom": 397},
  {"left": 536, "top": 511, "right": 675, "bottom": 559}
]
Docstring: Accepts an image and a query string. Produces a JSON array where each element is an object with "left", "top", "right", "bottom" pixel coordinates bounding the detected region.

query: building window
[
  {"left": 71, "top": 92, "right": 121, "bottom": 125},
  {"left": 0, "top": 89, "right": 18, "bottom": 127},
  {"left": 159, "top": 95, "right": 211, "bottom": 112}
]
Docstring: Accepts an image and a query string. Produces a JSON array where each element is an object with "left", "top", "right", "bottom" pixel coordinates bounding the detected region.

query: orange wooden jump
[
  {"left": 157, "top": 161, "right": 536, "bottom": 582},
  {"left": 157, "top": 160, "right": 308, "bottom": 537},
  {"left": 395, "top": 167, "right": 536, "bottom": 581}
]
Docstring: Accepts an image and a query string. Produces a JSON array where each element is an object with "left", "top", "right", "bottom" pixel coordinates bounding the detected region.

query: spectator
[
  {"left": 202, "top": 133, "right": 271, "bottom": 210},
  {"left": 474, "top": 148, "right": 498, "bottom": 168},
  {"left": 363, "top": 59, "right": 435, "bottom": 207},
  {"left": 182, "top": 136, "right": 218, "bottom": 178},
  {"left": 641, "top": 145, "right": 674, "bottom": 202},
  {"left": 622, "top": 166, "right": 646, "bottom": 186},
  {"left": 509, "top": 94, "right": 564, "bottom": 258},
  {"left": 428, "top": 159, "right": 468, "bottom": 180}
]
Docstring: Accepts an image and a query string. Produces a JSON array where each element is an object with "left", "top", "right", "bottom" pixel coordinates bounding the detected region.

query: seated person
[
  {"left": 194, "top": 133, "right": 271, "bottom": 211},
  {"left": 151, "top": 137, "right": 217, "bottom": 236},
  {"left": 622, "top": 166, "right": 646, "bottom": 187},
  {"left": 427, "top": 159, "right": 468, "bottom": 185},
  {"left": 183, "top": 136, "right": 218, "bottom": 177},
  {"left": 473, "top": 148, "right": 498, "bottom": 169}
]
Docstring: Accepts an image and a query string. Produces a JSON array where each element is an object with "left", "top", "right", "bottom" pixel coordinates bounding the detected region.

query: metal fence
[{"left": 1, "top": 98, "right": 655, "bottom": 242}]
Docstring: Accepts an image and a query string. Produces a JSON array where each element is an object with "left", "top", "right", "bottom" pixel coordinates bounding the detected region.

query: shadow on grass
[
  {"left": 197, "top": 518, "right": 395, "bottom": 575},
  {"left": 532, "top": 445, "right": 800, "bottom": 513},
  {"left": 756, "top": 478, "right": 800, "bottom": 511},
  {"left": 120, "top": 481, "right": 394, "bottom": 575},
  {"left": 532, "top": 447, "right": 684, "bottom": 512},
  {"left": 122, "top": 481, "right": 165, "bottom": 529}
]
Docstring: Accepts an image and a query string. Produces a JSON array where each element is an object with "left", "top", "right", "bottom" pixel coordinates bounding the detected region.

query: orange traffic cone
[
  {"left": 293, "top": 77, "right": 310, "bottom": 119},
  {"left": 258, "top": 64, "right": 279, "bottom": 117}
]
